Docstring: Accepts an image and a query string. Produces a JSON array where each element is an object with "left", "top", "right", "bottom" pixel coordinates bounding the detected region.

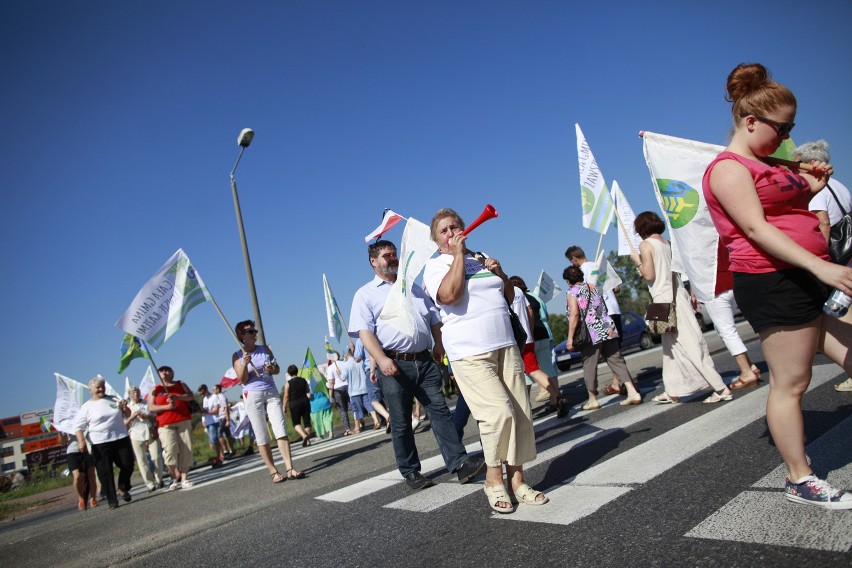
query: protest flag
[
  {"left": 115, "top": 248, "right": 214, "bottom": 350},
  {"left": 118, "top": 333, "right": 153, "bottom": 374},
  {"left": 323, "top": 274, "right": 346, "bottom": 341},
  {"left": 611, "top": 180, "right": 642, "bottom": 257},
  {"left": 642, "top": 131, "right": 725, "bottom": 301},
  {"left": 220, "top": 367, "right": 240, "bottom": 390},
  {"left": 532, "top": 270, "right": 561, "bottom": 304},
  {"left": 364, "top": 209, "right": 404, "bottom": 242},
  {"left": 124, "top": 377, "right": 132, "bottom": 399},
  {"left": 299, "top": 347, "right": 328, "bottom": 396},
  {"left": 53, "top": 373, "right": 88, "bottom": 435},
  {"left": 139, "top": 367, "right": 155, "bottom": 399},
  {"left": 379, "top": 217, "right": 438, "bottom": 337},
  {"left": 594, "top": 251, "right": 623, "bottom": 297},
  {"left": 576, "top": 124, "right": 615, "bottom": 234}
]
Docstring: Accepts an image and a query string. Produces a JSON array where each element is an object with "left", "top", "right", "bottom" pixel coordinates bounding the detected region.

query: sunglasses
[
  {"left": 242, "top": 329, "right": 258, "bottom": 335},
  {"left": 744, "top": 113, "right": 795, "bottom": 137}
]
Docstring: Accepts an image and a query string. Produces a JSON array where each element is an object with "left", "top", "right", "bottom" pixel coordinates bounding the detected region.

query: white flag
[
  {"left": 379, "top": 217, "right": 438, "bottom": 337},
  {"left": 642, "top": 131, "right": 724, "bottom": 301},
  {"left": 533, "top": 270, "right": 561, "bottom": 304},
  {"left": 323, "top": 274, "right": 345, "bottom": 341},
  {"left": 595, "top": 251, "right": 623, "bottom": 297},
  {"left": 124, "top": 377, "right": 132, "bottom": 399},
  {"left": 576, "top": 124, "right": 615, "bottom": 234},
  {"left": 611, "top": 180, "right": 643, "bottom": 256},
  {"left": 139, "top": 367, "right": 156, "bottom": 399},
  {"left": 53, "top": 373, "right": 88, "bottom": 435},
  {"left": 115, "top": 249, "right": 213, "bottom": 350}
]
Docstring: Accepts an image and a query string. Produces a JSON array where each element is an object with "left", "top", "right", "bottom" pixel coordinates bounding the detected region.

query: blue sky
[{"left": 1, "top": 1, "right": 850, "bottom": 418}]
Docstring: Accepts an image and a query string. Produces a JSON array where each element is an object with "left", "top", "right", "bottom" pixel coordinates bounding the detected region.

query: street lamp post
[{"left": 229, "top": 128, "right": 267, "bottom": 345}]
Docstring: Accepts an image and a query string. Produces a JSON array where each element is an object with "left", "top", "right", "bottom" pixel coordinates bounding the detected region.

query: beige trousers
[
  {"left": 451, "top": 345, "right": 536, "bottom": 467},
  {"left": 158, "top": 419, "right": 193, "bottom": 473}
]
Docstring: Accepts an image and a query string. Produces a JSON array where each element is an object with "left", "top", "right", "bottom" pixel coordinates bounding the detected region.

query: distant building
[{"left": 0, "top": 416, "right": 26, "bottom": 473}]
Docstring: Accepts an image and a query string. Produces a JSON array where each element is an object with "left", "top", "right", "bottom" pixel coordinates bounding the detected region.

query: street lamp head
[{"left": 237, "top": 128, "right": 254, "bottom": 148}]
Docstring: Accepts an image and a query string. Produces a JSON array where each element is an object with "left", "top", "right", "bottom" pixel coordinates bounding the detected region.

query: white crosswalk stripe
[{"left": 313, "top": 362, "right": 851, "bottom": 552}]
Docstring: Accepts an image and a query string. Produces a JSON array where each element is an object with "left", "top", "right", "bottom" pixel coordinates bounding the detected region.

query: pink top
[{"left": 703, "top": 151, "right": 828, "bottom": 274}]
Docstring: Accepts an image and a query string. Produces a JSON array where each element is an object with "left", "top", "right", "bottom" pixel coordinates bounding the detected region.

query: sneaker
[
  {"left": 181, "top": 480, "right": 194, "bottom": 489},
  {"left": 784, "top": 475, "right": 852, "bottom": 510},
  {"left": 169, "top": 481, "right": 181, "bottom": 491},
  {"left": 404, "top": 471, "right": 435, "bottom": 491},
  {"left": 455, "top": 457, "right": 486, "bottom": 484}
]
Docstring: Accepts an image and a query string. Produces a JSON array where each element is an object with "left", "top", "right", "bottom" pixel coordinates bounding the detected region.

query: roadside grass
[{"left": 0, "top": 463, "right": 73, "bottom": 520}]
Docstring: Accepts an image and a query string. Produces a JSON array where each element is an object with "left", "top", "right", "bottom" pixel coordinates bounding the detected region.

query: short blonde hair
[{"left": 429, "top": 208, "right": 465, "bottom": 242}]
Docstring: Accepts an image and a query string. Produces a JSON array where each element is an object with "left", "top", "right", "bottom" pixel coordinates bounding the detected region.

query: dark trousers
[
  {"left": 332, "top": 387, "right": 351, "bottom": 431},
  {"left": 378, "top": 357, "right": 468, "bottom": 477},
  {"left": 92, "top": 436, "right": 134, "bottom": 506}
]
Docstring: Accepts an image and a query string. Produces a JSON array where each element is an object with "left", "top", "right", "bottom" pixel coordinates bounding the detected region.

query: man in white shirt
[
  {"left": 349, "top": 240, "right": 485, "bottom": 490},
  {"left": 212, "top": 384, "right": 233, "bottom": 457},
  {"left": 198, "top": 384, "right": 224, "bottom": 466}
]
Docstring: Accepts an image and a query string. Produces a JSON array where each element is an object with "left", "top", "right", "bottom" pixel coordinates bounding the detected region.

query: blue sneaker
[{"left": 784, "top": 475, "right": 852, "bottom": 510}]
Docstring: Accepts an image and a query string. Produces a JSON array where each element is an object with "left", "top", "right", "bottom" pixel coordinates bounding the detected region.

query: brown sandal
[
  {"left": 286, "top": 468, "right": 305, "bottom": 480},
  {"left": 271, "top": 471, "right": 285, "bottom": 484},
  {"left": 603, "top": 385, "right": 622, "bottom": 396},
  {"left": 729, "top": 377, "right": 760, "bottom": 390}
]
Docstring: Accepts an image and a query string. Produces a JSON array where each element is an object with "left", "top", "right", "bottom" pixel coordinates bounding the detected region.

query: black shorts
[
  {"left": 733, "top": 268, "right": 829, "bottom": 333},
  {"left": 288, "top": 399, "right": 312, "bottom": 428},
  {"left": 66, "top": 451, "right": 95, "bottom": 471}
]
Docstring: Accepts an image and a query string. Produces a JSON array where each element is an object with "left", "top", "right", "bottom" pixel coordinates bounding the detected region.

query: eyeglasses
[
  {"left": 743, "top": 113, "right": 795, "bottom": 137},
  {"left": 242, "top": 329, "right": 258, "bottom": 335}
]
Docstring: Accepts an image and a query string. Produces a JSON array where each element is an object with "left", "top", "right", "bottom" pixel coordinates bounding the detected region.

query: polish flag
[
  {"left": 220, "top": 367, "right": 240, "bottom": 389},
  {"left": 364, "top": 209, "right": 404, "bottom": 243}
]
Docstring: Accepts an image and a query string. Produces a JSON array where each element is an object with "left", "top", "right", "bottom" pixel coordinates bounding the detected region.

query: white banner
[
  {"left": 139, "top": 367, "right": 156, "bottom": 399},
  {"left": 595, "top": 251, "right": 623, "bottom": 297},
  {"left": 642, "top": 131, "right": 724, "bottom": 301},
  {"left": 379, "top": 218, "right": 438, "bottom": 337},
  {"left": 576, "top": 124, "right": 615, "bottom": 234},
  {"left": 115, "top": 249, "right": 213, "bottom": 350},
  {"left": 323, "top": 273, "right": 345, "bottom": 341},
  {"left": 533, "top": 270, "right": 561, "bottom": 304},
  {"left": 611, "top": 180, "right": 642, "bottom": 256},
  {"left": 53, "top": 373, "right": 87, "bottom": 435}
]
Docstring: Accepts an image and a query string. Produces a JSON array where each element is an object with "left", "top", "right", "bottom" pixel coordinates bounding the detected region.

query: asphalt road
[{"left": 1, "top": 324, "right": 850, "bottom": 568}]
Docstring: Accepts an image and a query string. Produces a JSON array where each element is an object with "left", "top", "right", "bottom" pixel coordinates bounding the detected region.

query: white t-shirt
[
  {"left": 511, "top": 286, "right": 534, "bottom": 346},
  {"left": 216, "top": 393, "right": 229, "bottom": 420},
  {"left": 809, "top": 178, "right": 851, "bottom": 226},
  {"left": 423, "top": 253, "right": 514, "bottom": 360},
  {"left": 75, "top": 397, "right": 129, "bottom": 445},
  {"left": 202, "top": 393, "right": 220, "bottom": 426}
]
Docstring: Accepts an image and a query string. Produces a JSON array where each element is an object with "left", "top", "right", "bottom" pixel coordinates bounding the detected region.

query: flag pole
[
  {"left": 207, "top": 296, "right": 264, "bottom": 377},
  {"left": 593, "top": 231, "right": 605, "bottom": 264}
]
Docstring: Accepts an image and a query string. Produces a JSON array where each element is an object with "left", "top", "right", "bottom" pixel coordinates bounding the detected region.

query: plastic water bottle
[{"left": 823, "top": 288, "right": 851, "bottom": 317}]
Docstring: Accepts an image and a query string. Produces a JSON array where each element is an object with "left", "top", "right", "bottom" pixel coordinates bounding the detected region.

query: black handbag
[
  {"left": 825, "top": 183, "right": 852, "bottom": 266},
  {"left": 569, "top": 284, "right": 593, "bottom": 350},
  {"left": 645, "top": 274, "right": 678, "bottom": 334},
  {"left": 508, "top": 307, "right": 528, "bottom": 351}
]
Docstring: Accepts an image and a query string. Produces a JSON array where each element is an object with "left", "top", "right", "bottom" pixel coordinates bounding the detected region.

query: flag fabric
[
  {"left": 379, "top": 217, "right": 438, "bottom": 337},
  {"left": 220, "top": 367, "right": 240, "bottom": 390},
  {"left": 124, "top": 377, "right": 132, "bottom": 399},
  {"left": 595, "top": 251, "right": 623, "bottom": 297},
  {"left": 364, "top": 209, "right": 404, "bottom": 243},
  {"left": 611, "top": 180, "right": 643, "bottom": 256},
  {"left": 139, "top": 367, "right": 156, "bottom": 399},
  {"left": 642, "top": 131, "right": 725, "bottom": 302},
  {"left": 117, "top": 333, "right": 152, "bottom": 374},
  {"left": 102, "top": 377, "right": 120, "bottom": 399},
  {"left": 299, "top": 347, "right": 328, "bottom": 396},
  {"left": 576, "top": 124, "right": 615, "bottom": 234},
  {"left": 115, "top": 248, "right": 213, "bottom": 350},
  {"left": 323, "top": 274, "right": 346, "bottom": 341},
  {"left": 532, "top": 270, "right": 561, "bottom": 304},
  {"left": 53, "top": 373, "right": 88, "bottom": 435}
]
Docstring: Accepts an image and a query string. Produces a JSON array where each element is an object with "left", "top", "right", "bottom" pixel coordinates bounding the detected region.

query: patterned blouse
[{"left": 567, "top": 283, "right": 618, "bottom": 346}]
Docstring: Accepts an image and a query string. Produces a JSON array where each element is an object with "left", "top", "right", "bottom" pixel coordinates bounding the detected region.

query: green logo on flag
[
  {"left": 657, "top": 179, "right": 699, "bottom": 229},
  {"left": 581, "top": 186, "right": 595, "bottom": 214}
]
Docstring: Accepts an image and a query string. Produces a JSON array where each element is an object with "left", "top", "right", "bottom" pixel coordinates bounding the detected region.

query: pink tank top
[{"left": 703, "top": 151, "right": 828, "bottom": 273}]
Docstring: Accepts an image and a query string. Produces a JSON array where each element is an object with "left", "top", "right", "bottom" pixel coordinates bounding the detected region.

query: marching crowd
[{"left": 69, "top": 62, "right": 852, "bottom": 514}]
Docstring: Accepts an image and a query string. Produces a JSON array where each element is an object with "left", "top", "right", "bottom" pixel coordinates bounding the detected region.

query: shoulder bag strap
[{"left": 824, "top": 183, "right": 849, "bottom": 216}]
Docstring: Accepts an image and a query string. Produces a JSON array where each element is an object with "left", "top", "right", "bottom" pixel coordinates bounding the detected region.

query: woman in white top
[
  {"left": 232, "top": 319, "right": 304, "bottom": 483},
  {"left": 424, "top": 208, "right": 546, "bottom": 515},
  {"left": 631, "top": 212, "right": 732, "bottom": 404},
  {"left": 74, "top": 376, "right": 134, "bottom": 509}
]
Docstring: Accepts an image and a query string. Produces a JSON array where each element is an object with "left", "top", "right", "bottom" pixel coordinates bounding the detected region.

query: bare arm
[
  {"left": 435, "top": 234, "right": 469, "bottom": 305},
  {"left": 710, "top": 159, "right": 852, "bottom": 294},
  {"left": 813, "top": 210, "right": 831, "bottom": 242},
  {"left": 430, "top": 323, "right": 445, "bottom": 363},
  {"left": 566, "top": 294, "right": 580, "bottom": 351}
]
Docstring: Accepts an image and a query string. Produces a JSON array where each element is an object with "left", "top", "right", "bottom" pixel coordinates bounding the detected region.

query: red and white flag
[
  {"left": 220, "top": 367, "right": 240, "bottom": 390},
  {"left": 364, "top": 209, "right": 404, "bottom": 243}
]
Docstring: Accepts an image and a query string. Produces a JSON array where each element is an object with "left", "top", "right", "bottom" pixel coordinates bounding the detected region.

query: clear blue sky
[{"left": 1, "top": 1, "right": 850, "bottom": 418}]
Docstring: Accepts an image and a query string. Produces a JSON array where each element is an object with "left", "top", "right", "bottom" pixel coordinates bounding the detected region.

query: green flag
[
  {"left": 118, "top": 333, "right": 151, "bottom": 374},
  {"left": 299, "top": 347, "right": 328, "bottom": 396}
]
